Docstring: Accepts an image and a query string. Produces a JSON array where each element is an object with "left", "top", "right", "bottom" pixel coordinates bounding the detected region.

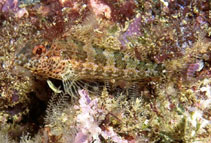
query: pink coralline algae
[
  {"left": 0, "top": 0, "right": 28, "bottom": 18},
  {"left": 119, "top": 15, "right": 142, "bottom": 48},
  {"left": 74, "top": 89, "right": 131, "bottom": 143},
  {"left": 187, "top": 60, "right": 204, "bottom": 80},
  {"left": 0, "top": 0, "right": 19, "bottom": 12},
  {"left": 101, "top": 0, "right": 137, "bottom": 23},
  {"left": 89, "top": 0, "right": 111, "bottom": 19}
]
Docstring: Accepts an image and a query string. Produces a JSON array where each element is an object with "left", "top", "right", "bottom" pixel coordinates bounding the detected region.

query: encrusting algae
[{"left": 0, "top": 0, "right": 210, "bottom": 142}]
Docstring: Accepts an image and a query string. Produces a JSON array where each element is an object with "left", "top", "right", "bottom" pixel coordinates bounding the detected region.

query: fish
[{"left": 15, "top": 29, "right": 163, "bottom": 96}]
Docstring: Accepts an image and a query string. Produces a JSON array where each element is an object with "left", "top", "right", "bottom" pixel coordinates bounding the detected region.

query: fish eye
[{"left": 33, "top": 45, "right": 46, "bottom": 55}]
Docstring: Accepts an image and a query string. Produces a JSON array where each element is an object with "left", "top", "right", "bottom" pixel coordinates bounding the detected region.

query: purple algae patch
[{"left": 119, "top": 15, "right": 142, "bottom": 47}]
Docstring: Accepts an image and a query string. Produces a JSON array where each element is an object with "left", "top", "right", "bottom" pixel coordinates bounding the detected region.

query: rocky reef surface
[{"left": 0, "top": 0, "right": 210, "bottom": 142}]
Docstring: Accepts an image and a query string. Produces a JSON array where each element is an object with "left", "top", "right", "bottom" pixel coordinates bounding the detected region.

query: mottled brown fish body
[
  {"left": 68, "top": 60, "right": 146, "bottom": 81},
  {"left": 20, "top": 36, "right": 162, "bottom": 82},
  {"left": 28, "top": 53, "right": 161, "bottom": 82}
]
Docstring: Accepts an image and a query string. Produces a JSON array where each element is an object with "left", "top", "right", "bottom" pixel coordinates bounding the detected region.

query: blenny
[{"left": 16, "top": 29, "right": 163, "bottom": 96}]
